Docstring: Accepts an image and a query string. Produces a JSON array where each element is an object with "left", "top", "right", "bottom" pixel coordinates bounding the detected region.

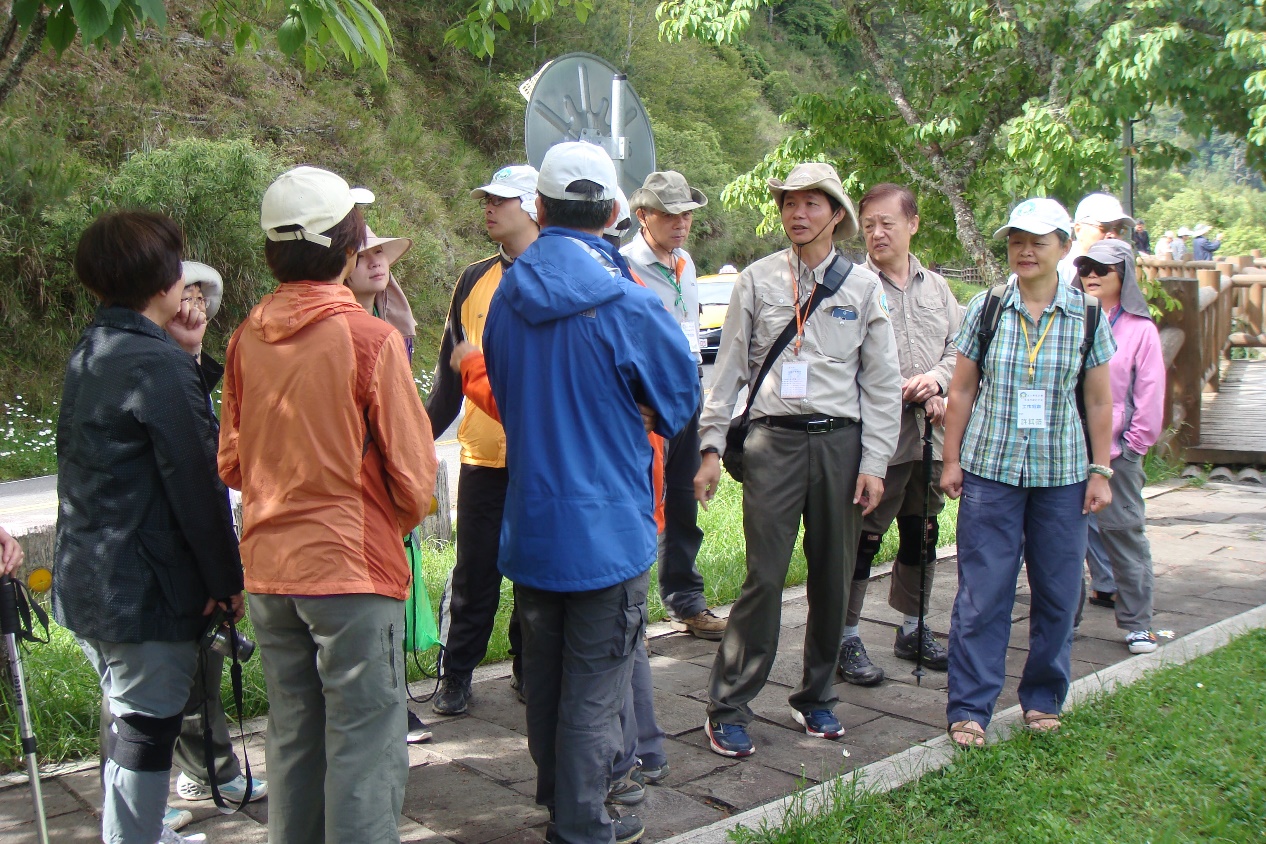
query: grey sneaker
[
  {"left": 633, "top": 758, "right": 669, "bottom": 784},
  {"left": 837, "top": 636, "right": 885, "bottom": 686},
  {"left": 158, "top": 826, "right": 206, "bottom": 844},
  {"left": 606, "top": 769, "right": 645, "bottom": 805},
  {"left": 894, "top": 625, "right": 949, "bottom": 671},
  {"left": 432, "top": 674, "right": 472, "bottom": 716},
  {"left": 609, "top": 806, "right": 644, "bottom": 844}
]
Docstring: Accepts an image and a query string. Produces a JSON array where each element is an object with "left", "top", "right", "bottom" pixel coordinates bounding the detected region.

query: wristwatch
[
  {"left": 701, "top": 446, "right": 720, "bottom": 457},
  {"left": 1088, "top": 464, "right": 1114, "bottom": 479}
]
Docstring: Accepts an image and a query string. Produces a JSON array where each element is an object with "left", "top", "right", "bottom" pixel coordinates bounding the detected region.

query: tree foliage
[
  {"left": 443, "top": 0, "right": 595, "bottom": 57},
  {"left": 0, "top": 1, "right": 393, "bottom": 109}
]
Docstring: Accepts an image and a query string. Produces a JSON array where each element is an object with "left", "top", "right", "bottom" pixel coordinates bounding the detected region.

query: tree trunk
[
  {"left": 0, "top": 10, "right": 45, "bottom": 110},
  {"left": 941, "top": 183, "right": 1005, "bottom": 285}
]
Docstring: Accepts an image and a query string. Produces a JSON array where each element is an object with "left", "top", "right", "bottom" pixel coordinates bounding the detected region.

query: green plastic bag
[{"left": 403, "top": 529, "right": 440, "bottom": 652}]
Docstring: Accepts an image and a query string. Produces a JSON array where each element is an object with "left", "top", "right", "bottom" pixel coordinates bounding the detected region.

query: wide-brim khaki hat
[
  {"left": 629, "top": 171, "right": 707, "bottom": 215},
  {"left": 767, "top": 163, "right": 858, "bottom": 240},
  {"left": 360, "top": 226, "right": 412, "bottom": 266}
]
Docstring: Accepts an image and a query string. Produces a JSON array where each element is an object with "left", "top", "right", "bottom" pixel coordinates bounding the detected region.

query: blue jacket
[{"left": 484, "top": 227, "right": 699, "bottom": 591}]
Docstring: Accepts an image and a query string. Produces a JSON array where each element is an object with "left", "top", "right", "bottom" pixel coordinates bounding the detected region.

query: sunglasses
[
  {"left": 480, "top": 195, "right": 514, "bottom": 208},
  {"left": 1077, "top": 261, "right": 1121, "bottom": 278}
]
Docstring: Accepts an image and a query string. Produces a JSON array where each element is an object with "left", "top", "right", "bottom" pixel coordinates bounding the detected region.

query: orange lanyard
[{"left": 785, "top": 251, "right": 809, "bottom": 356}]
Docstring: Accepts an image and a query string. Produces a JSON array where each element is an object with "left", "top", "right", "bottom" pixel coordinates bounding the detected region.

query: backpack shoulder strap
[{"left": 975, "top": 283, "right": 1009, "bottom": 376}]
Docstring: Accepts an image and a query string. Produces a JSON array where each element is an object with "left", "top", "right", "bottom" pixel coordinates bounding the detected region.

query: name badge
[
  {"left": 681, "top": 320, "right": 700, "bottom": 353},
  {"left": 781, "top": 361, "right": 809, "bottom": 399},
  {"left": 1017, "top": 389, "right": 1047, "bottom": 429}
]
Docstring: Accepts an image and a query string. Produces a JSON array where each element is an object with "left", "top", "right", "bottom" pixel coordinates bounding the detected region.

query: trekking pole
[
  {"left": 913, "top": 406, "right": 935, "bottom": 686},
  {"left": 0, "top": 573, "right": 50, "bottom": 844}
]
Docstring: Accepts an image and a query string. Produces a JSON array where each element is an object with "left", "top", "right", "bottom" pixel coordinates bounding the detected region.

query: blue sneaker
[
  {"left": 706, "top": 720, "right": 754, "bottom": 757},
  {"left": 792, "top": 708, "right": 844, "bottom": 740}
]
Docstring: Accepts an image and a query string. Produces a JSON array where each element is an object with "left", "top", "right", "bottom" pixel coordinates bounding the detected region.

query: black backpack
[{"left": 975, "top": 282, "right": 1101, "bottom": 451}]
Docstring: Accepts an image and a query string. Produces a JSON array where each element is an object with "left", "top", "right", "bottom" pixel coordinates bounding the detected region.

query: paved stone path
[{"left": 3, "top": 480, "right": 1266, "bottom": 843}]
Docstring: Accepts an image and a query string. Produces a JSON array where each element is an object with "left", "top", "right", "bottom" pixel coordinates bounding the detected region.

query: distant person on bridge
[
  {"left": 835, "top": 182, "right": 959, "bottom": 687},
  {"left": 623, "top": 170, "right": 726, "bottom": 642},
  {"left": 940, "top": 198, "right": 1116, "bottom": 747},
  {"left": 696, "top": 162, "right": 902, "bottom": 758},
  {"left": 1171, "top": 228, "right": 1191, "bottom": 261},
  {"left": 53, "top": 210, "right": 245, "bottom": 844},
  {"left": 1073, "top": 238, "right": 1164, "bottom": 655},
  {"left": 425, "top": 164, "right": 540, "bottom": 718},
  {"left": 219, "top": 166, "right": 437, "bottom": 844},
  {"left": 1132, "top": 220, "right": 1151, "bottom": 256},
  {"left": 1192, "top": 225, "right": 1222, "bottom": 261}
]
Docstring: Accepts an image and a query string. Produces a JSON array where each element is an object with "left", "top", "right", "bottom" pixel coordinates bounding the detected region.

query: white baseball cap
[
  {"left": 603, "top": 187, "right": 632, "bottom": 237},
  {"left": 993, "top": 198, "right": 1072, "bottom": 239},
  {"left": 471, "top": 165, "right": 539, "bottom": 223},
  {"left": 537, "top": 141, "right": 619, "bottom": 201},
  {"left": 1073, "top": 193, "right": 1134, "bottom": 227},
  {"left": 260, "top": 166, "right": 374, "bottom": 248}
]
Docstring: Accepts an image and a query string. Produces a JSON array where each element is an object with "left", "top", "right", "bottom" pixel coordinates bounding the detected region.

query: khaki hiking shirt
[
  {"left": 867, "top": 254, "right": 960, "bottom": 465},
  {"left": 700, "top": 247, "right": 902, "bottom": 478}
]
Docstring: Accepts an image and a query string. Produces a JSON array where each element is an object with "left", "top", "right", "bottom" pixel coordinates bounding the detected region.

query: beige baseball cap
[
  {"left": 260, "top": 166, "right": 374, "bottom": 248},
  {"left": 629, "top": 171, "right": 707, "bottom": 215},
  {"left": 767, "top": 162, "right": 859, "bottom": 240}
]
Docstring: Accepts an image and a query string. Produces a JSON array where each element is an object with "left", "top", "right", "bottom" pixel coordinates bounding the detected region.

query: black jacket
[{"left": 52, "top": 307, "right": 244, "bottom": 643}]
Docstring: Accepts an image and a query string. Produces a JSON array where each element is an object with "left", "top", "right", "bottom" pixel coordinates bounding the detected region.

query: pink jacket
[{"left": 1107, "top": 307, "right": 1165, "bottom": 460}]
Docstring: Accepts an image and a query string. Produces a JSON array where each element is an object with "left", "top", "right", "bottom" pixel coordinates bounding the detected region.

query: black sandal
[{"left": 1088, "top": 590, "right": 1116, "bottom": 609}]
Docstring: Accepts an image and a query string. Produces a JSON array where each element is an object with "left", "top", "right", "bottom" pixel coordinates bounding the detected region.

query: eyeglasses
[
  {"left": 480, "top": 195, "right": 513, "bottom": 208},
  {"left": 1077, "top": 261, "right": 1120, "bottom": 278},
  {"left": 181, "top": 295, "right": 208, "bottom": 309}
]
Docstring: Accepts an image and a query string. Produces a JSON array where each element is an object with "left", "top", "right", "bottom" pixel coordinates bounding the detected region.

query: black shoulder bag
[{"left": 723, "top": 257, "right": 853, "bottom": 482}]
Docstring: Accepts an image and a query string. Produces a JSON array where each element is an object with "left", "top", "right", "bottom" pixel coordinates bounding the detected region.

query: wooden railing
[{"left": 1140, "top": 252, "right": 1266, "bottom": 452}]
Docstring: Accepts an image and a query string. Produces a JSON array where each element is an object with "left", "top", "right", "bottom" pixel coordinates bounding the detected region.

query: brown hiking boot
[{"left": 669, "top": 609, "right": 726, "bottom": 640}]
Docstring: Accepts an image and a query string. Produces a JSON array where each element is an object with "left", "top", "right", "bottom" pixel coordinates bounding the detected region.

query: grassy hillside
[{"left": 0, "top": 1, "right": 845, "bottom": 478}]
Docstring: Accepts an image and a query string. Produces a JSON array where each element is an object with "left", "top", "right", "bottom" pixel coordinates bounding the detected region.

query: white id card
[
  {"left": 1017, "top": 389, "right": 1047, "bottom": 429},
  {"left": 781, "top": 361, "right": 809, "bottom": 399},
  {"left": 681, "top": 320, "right": 700, "bottom": 353}
]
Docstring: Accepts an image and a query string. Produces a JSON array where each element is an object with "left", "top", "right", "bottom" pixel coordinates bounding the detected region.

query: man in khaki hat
[
  {"left": 694, "top": 162, "right": 901, "bottom": 757},
  {"left": 621, "top": 170, "right": 726, "bottom": 642}
]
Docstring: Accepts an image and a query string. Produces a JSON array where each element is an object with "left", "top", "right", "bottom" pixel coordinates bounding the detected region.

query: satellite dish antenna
[{"left": 522, "top": 52, "right": 656, "bottom": 199}]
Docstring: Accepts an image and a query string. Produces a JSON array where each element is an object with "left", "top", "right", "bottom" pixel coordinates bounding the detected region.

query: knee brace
[
  {"left": 896, "top": 517, "right": 939, "bottom": 566},
  {"left": 109, "top": 712, "right": 182, "bottom": 772},
  {"left": 853, "top": 532, "right": 883, "bottom": 581}
]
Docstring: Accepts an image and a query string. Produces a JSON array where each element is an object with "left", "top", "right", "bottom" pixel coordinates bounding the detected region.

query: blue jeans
[{"left": 947, "top": 473, "right": 1087, "bottom": 727}]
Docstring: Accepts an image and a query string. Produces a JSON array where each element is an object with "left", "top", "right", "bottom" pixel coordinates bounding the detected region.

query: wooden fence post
[{"left": 1161, "top": 276, "right": 1202, "bottom": 449}]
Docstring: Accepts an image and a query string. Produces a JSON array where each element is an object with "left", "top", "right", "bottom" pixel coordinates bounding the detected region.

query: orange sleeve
[
  {"left": 368, "top": 332, "right": 439, "bottom": 534},
  {"left": 458, "top": 351, "right": 501, "bottom": 423},
  {"left": 649, "top": 432, "right": 665, "bottom": 534}
]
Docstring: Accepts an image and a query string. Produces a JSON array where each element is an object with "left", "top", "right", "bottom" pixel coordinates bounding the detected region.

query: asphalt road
[{"left": 0, "top": 364, "right": 714, "bottom": 535}]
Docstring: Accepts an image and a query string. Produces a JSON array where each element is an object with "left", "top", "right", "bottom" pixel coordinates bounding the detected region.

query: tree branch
[
  {"left": 1, "top": 11, "right": 19, "bottom": 63},
  {"left": 0, "top": 9, "right": 45, "bottom": 110},
  {"left": 841, "top": 0, "right": 925, "bottom": 129}
]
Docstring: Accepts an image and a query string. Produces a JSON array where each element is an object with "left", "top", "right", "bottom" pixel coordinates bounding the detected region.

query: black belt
[{"left": 760, "top": 415, "right": 857, "bottom": 433}]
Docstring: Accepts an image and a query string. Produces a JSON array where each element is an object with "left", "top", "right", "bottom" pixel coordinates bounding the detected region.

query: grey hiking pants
[
  {"left": 251, "top": 592, "right": 408, "bottom": 844},
  {"left": 708, "top": 421, "right": 862, "bottom": 725},
  {"left": 1095, "top": 451, "right": 1155, "bottom": 631}
]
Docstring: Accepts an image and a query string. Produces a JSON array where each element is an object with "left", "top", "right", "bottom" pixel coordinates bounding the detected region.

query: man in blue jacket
[{"left": 483, "top": 141, "right": 699, "bottom": 844}]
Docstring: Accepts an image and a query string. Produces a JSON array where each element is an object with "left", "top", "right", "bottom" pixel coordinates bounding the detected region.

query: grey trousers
[
  {"left": 517, "top": 571, "right": 649, "bottom": 844},
  {"left": 251, "top": 593, "right": 408, "bottom": 844},
  {"left": 614, "top": 635, "right": 666, "bottom": 779},
  {"left": 172, "top": 650, "right": 242, "bottom": 786},
  {"left": 708, "top": 421, "right": 862, "bottom": 724},
  {"left": 79, "top": 637, "right": 198, "bottom": 844},
  {"left": 1095, "top": 451, "right": 1155, "bottom": 631}
]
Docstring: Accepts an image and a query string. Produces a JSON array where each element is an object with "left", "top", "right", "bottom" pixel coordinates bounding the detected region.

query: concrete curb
[{"left": 655, "top": 601, "right": 1266, "bottom": 844}]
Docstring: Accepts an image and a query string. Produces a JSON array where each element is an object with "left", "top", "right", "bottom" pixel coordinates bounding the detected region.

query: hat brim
[
  {"left": 181, "top": 261, "right": 224, "bottom": 320},
  {"left": 767, "top": 178, "right": 859, "bottom": 241},
  {"left": 629, "top": 187, "right": 708, "bottom": 215},
  {"left": 993, "top": 221, "right": 1066, "bottom": 240},
  {"left": 360, "top": 236, "right": 412, "bottom": 266},
  {"left": 470, "top": 184, "right": 532, "bottom": 200}
]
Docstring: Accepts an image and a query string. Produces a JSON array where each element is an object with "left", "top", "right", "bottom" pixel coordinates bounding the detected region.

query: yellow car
[{"left": 697, "top": 272, "right": 737, "bottom": 360}]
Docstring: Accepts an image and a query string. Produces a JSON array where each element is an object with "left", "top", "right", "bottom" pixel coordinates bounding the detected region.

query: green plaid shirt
[{"left": 955, "top": 282, "right": 1116, "bottom": 487}]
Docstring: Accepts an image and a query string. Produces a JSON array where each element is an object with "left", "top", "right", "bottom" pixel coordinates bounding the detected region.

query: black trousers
[
  {"left": 658, "top": 403, "right": 707, "bottom": 619},
  {"left": 441, "top": 464, "right": 521, "bottom": 678}
]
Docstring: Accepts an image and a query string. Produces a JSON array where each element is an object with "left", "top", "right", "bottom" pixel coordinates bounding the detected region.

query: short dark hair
[
  {"left": 858, "top": 183, "right": 918, "bottom": 220},
  {"left": 264, "top": 206, "right": 365, "bottom": 283},
  {"left": 539, "top": 180, "right": 615, "bottom": 231},
  {"left": 75, "top": 210, "right": 184, "bottom": 310}
]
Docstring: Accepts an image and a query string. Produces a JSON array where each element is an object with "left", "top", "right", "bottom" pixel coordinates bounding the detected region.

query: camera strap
[{"left": 201, "top": 617, "right": 254, "bottom": 814}]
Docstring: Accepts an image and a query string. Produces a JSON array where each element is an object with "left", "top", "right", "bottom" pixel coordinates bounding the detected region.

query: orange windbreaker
[{"left": 218, "top": 282, "right": 438, "bottom": 599}]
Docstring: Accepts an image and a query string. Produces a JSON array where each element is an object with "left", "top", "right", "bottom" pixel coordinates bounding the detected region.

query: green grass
[
  {"left": 1, "top": 476, "right": 957, "bottom": 771},
  {"left": 732, "top": 628, "right": 1266, "bottom": 844}
]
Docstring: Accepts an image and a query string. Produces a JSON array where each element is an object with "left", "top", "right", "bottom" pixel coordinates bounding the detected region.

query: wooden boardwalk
[{"left": 1186, "top": 358, "right": 1266, "bottom": 465}]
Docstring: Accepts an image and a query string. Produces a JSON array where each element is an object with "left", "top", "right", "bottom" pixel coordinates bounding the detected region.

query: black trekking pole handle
[{"left": 0, "top": 574, "right": 19, "bottom": 636}]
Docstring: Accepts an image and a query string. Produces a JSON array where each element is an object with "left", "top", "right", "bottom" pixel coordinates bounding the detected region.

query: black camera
[{"left": 200, "top": 608, "right": 256, "bottom": 662}]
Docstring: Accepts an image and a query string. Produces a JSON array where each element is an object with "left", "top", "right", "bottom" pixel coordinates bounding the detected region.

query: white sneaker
[
  {"left": 157, "top": 825, "right": 207, "bottom": 843},
  {"left": 175, "top": 772, "right": 268, "bottom": 803},
  {"left": 162, "top": 806, "right": 192, "bottom": 831}
]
